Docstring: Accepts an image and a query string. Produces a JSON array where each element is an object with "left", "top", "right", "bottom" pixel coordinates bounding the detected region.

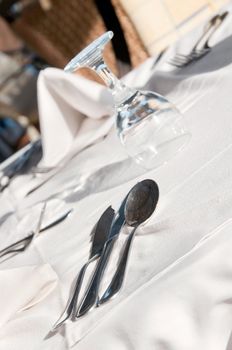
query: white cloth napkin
[
  {"left": 0, "top": 264, "right": 57, "bottom": 328},
  {"left": 64, "top": 186, "right": 232, "bottom": 347},
  {"left": 37, "top": 68, "right": 114, "bottom": 167},
  {"left": 72, "top": 219, "right": 232, "bottom": 350}
]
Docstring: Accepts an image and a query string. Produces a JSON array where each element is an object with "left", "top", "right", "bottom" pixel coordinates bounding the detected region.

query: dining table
[{"left": 1, "top": 2, "right": 232, "bottom": 349}]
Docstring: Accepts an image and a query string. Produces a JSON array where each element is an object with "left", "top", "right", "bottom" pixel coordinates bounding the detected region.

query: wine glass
[{"left": 64, "top": 31, "right": 190, "bottom": 169}]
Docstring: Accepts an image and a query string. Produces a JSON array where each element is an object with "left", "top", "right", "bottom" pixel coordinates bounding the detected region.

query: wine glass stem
[{"left": 93, "top": 57, "right": 135, "bottom": 105}]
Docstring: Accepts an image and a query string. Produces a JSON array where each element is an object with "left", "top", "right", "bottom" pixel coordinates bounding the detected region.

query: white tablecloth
[{"left": 1, "top": 3, "right": 232, "bottom": 349}]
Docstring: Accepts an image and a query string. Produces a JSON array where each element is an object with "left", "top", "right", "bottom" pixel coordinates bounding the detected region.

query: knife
[
  {"left": 76, "top": 194, "right": 128, "bottom": 317},
  {"left": 52, "top": 205, "right": 115, "bottom": 329}
]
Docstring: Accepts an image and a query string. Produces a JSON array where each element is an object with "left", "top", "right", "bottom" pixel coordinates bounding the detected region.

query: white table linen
[
  {"left": 75, "top": 219, "right": 232, "bottom": 350},
  {"left": 0, "top": 264, "right": 57, "bottom": 328},
  {"left": 1, "top": 3, "right": 232, "bottom": 349},
  {"left": 0, "top": 264, "right": 57, "bottom": 349}
]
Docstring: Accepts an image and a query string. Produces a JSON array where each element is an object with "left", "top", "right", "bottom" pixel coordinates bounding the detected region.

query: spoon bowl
[{"left": 125, "top": 179, "right": 159, "bottom": 227}]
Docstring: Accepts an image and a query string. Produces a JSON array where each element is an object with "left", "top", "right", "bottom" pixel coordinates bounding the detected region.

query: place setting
[
  {"left": 45, "top": 31, "right": 187, "bottom": 332},
  {"left": 0, "top": 6, "right": 231, "bottom": 196},
  {"left": 168, "top": 10, "right": 229, "bottom": 68},
  {"left": 0, "top": 29, "right": 191, "bottom": 215},
  {"left": 1, "top": 1, "right": 232, "bottom": 348},
  {"left": 148, "top": 7, "right": 231, "bottom": 76}
]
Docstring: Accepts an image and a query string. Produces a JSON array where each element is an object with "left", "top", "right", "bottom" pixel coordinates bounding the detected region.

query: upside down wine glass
[{"left": 64, "top": 31, "right": 190, "bottom": 169}]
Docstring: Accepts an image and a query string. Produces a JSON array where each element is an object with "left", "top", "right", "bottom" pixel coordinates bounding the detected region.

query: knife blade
[
  {"left": 52, "top": 205, "right": 115, "bottom": 329},
  {"left": 76, "top": 193, "right": 128, "bottom": 317}
]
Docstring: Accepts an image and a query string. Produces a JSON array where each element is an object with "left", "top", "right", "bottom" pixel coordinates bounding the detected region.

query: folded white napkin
[
  {"left": 61, "top": 183, "right": 232, "bottom": 347},
  {"left": 0, "top": 263, "right": 57, "bottom": 328},
  {"left": 70, "top": 219, "right": 232, "bottom": 349},
  {"left": 37, "top": 68, "right": 114, "bottom": 167}
]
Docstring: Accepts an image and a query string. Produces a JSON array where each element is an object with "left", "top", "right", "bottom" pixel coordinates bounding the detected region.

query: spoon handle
[{"left": 98, "top": 226, "right": 137, "bottom": 305}]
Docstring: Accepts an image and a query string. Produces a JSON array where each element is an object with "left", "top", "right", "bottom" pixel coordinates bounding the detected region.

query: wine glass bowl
[
  {"left": 64, "top": 31, "right": 190, "bottom": 169},
  {"left": 116, "top": 89, "right": 189, "bottom": 168}
]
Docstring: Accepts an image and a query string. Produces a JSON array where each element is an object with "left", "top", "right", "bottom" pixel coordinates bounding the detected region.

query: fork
[
  {"left": 0, "top": 202, "right": 46, "bottom": 259},
  {"left": 169, "top": 11, "right": 228, "bottom": 68}
]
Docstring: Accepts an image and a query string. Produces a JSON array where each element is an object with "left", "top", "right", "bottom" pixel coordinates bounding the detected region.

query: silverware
[
  {"left": 169, "top": 12, "right": 228, "bottom": 68},
  {"left": 98, "top": 179, "right": 159, "bottom": 305},
  {"left": 0, "top": 202, "right": 46, "bottom": 259},
  {"left": 39, "top": 208, "right": 73, "bottom": 233},
  {"left": 0, "top": 206, "right": 72, "bottom": 259},
  {"left": 151, "top": 47, "right": 168, "bottom": 69},
  {"left": 52, "top": 206, "right": 115, "bottom": 330},
  {"left": 76, "top": 191, "right": 129, "bottom": 318}
]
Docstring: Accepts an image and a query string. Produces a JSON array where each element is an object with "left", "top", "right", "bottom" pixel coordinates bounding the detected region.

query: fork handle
[
  {"left": 193, "top": 14, "right": 221, "bottom": 51},
  {"left": 0, "top": 234, "right": 33, "bottom": 258},
  {"left": 194, "top": 12, "right": 228, "bottom": 51},
  {"left": 203, "top": 11, "right": 228, "bottom": 49}
]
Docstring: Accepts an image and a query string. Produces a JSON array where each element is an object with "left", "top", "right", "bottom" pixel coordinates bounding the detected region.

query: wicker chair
[{"left": 11, "top": 0, "right": 149, "bottom": 80}]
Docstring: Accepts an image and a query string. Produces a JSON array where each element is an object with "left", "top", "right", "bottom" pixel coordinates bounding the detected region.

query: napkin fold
[
  {"left": 37, "top": 68, "right": 114, "bottom": 167},
  {"left": 0, "top": 263, "right": 57, "bottom": 328}
]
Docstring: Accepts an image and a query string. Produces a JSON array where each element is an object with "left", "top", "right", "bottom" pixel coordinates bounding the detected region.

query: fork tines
[{"left": 169, "top": 47, "right": 210, "bottom": 68}]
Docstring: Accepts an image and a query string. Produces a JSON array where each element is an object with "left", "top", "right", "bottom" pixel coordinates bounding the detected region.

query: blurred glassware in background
[{"left": 65, "top": 31, "right": 190, "bottom": 169}]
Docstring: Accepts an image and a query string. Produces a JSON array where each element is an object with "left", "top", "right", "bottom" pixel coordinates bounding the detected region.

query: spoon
[{"left": 98, "top": 179, "right": 159, "bottom": 305}]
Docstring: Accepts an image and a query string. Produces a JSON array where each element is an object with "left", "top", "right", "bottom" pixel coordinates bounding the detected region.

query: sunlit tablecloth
[{"left": 1, "top": 3, "right": 232, "bottom": 349}]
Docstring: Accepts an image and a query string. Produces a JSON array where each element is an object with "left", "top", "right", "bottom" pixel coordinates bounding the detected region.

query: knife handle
[
  {"left": 52, "top": 259, "right": 91, "bottom": 330},
  {"left": 76, "top": 237, "right": 116, "bottom": 317},
  {"left": 98, "top": 226, "right": 137, "bottom": 305}
]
